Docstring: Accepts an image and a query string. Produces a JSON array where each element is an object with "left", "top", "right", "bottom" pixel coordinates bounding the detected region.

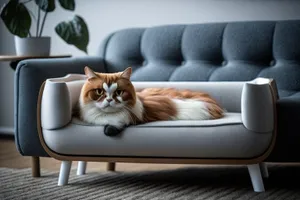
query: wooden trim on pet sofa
[{"left": 36, "top": 80, "right": 278, "bottom": 165}]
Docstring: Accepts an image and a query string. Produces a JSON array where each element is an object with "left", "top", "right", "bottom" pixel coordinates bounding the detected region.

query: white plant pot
[{"left": 14, "top": 36, "right": 51, "bottom": 56}]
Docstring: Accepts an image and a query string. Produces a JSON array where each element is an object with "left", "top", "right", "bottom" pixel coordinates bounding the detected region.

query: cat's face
[{"left": 80, "top": 66, "right": 136, "bottom": 113}]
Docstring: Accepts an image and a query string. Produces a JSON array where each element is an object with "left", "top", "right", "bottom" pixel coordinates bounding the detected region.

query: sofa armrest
[
  {"left": 15, "top": 56, "right": 104, "bottom": 156},
  {"left": 41, "top": 74, "right": 86, "bottom": 130},
  {"left": 241, "top": 78, "right": 278, "bottom": 133}
]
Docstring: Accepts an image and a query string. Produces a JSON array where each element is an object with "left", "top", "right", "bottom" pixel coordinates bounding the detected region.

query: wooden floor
[{"left": 0, "top": 136, "right": 193, "bottom": 173}]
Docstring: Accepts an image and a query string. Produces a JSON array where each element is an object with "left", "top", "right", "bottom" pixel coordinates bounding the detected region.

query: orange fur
[
  {"left": 138, "top": 88, "right": 224, "bottom": 119},
  {"left": 81, "top": 67, "right": 137, "bottom": 107},
  {"left": 137, "top": 94, "right": 177, "bottom": 122}
]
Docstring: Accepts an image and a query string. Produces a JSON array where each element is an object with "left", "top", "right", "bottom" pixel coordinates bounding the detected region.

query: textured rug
[{"left": 1, "top": 164, "right": 300, "bottom": 200}]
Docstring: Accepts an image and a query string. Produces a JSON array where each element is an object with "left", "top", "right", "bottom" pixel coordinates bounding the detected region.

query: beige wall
[{"left": 1, "top": 0, "right": 300, "bottom": 135}]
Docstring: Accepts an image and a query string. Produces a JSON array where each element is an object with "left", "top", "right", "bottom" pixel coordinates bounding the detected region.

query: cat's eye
[
  {"left": 95, "top": 89, "right": 103, "bottom": 96},
  {"left": 115, "top": 90, "right": 123, "bottom": 96}
]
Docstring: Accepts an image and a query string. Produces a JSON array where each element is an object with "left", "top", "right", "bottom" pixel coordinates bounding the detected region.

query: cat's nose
[{"left": 106, "top": 98, "right": 113, "bottom": 102}]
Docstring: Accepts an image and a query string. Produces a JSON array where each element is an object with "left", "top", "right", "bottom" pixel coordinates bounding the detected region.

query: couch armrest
[
  {"left": 241, "top": 78, "right": 278, "bottom": 133},
  {"left": 15, "top": 56, "right": 104, "bottom": 156},
  {"left": 41, "top": 74, "right": 86, "bottom": 130}
]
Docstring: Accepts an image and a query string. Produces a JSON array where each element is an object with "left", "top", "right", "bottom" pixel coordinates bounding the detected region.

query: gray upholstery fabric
[
  {"left": 40, "top": 76, "right": 274, "bottom": 158},
  {"left": 41, "top": 75, "right": 274, "bottom": 133},
  {"left": 41, "top": 81, "right": 71, "bottom": 130},
  {"left": 42, "top": 114, "right": 273, "bottom": 158},
  {"left": 40, "top": 76, "right": 247, "bottom": 129},
  {"left": 15, "top": 57, "right": 104, "bottom": 156},
  {"left": 99, "top": 20, "right": 300, "bottom": 162},
  {"left": 241, "top": 82, "right": 274, "bottom": 133},
  {"left": 41, "top": 76, "right": 86, "bottom": 130},
  {"left": 102, "top": 21, "right": 300, "bottom": 96},
  {"left": 15, "top": 20, "right": 300, "bottom": 161},
  {"left": 71, "top": 113, "right": 242, "bottom": 127}
]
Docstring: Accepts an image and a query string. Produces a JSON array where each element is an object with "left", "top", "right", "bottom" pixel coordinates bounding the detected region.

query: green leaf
[
  {"left": 0, "top": 0, "right": 31, "bottom": 38},
  {"left": 35, "top": 0, "right": 55, "bottom": 12},
  {"left": 58, "top": 0, "right": 75, "bottom": 11},
  {"left": 55, "top": 15, "right": 89, "bottom": 53}
]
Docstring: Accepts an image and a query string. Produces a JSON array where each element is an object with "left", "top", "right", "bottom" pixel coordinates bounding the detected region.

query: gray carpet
[{"left": 1, "top": 164, "right": 300, "bottom": 200}]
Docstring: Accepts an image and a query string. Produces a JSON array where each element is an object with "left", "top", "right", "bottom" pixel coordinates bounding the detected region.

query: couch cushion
[
  {"left": 102, "top": 20, "right": 300, "bottom": 99},
  {"left": 72, "top": 112, "right": 242, "bottom": 127},
  {"left": 42, "top": 113, "right": 273, "bottom": 159}
]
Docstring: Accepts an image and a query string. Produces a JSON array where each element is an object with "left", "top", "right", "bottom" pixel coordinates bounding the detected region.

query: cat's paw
[{"left": 104, "top": 125, "right": 124, "bottom": 136}]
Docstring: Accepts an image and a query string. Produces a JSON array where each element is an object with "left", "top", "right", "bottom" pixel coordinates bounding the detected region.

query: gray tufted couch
[{"left": 15, "top": 20, "right": 300, "bottom": 191}]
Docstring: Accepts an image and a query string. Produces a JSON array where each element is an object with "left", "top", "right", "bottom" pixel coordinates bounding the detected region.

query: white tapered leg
[
  {"left": 58, "top": 161, "right": 72, "bottom": 186},
  {"left": 259, "top": 162, "right": 269, "bottom": 178},
  {"left": 77, "top": 161, "right": 87, "bottom": 175},
  {"left": 247, "top": 164, "right": 265, "bottom": 192}
]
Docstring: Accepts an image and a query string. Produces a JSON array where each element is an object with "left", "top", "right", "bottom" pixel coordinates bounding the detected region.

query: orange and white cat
[{"left": 79, "top": 66, "right": 224, "bottom": 136}]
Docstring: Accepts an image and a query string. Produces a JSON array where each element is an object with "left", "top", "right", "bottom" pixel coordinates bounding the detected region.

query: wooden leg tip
[
  {"left": 31, "top": 156, "right": 41, "bottom": 177},
  {"left": 107, "top": 162, "right": 116, "bottom": 171}
]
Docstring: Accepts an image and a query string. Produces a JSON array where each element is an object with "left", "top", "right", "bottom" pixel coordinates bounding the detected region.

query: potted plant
[{"left": 0, "top": 0, "right": 89, "bottom": 56}]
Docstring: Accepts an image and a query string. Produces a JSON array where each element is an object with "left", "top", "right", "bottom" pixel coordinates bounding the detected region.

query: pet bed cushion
[{"left": 40, "top": 75, "right": 276, "bottom": 159}]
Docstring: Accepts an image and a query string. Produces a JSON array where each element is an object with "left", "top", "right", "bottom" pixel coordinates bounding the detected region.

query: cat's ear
[
  {"left": 84, "top": 66, "right": 97, "bottom": 81},
  {"left": 120, "top": 67, "right": 132, "bottom": 80}
]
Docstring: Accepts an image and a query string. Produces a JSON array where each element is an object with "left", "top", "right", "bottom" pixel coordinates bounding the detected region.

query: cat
[{"left": 78, "top": 66, "right": 224, "bottom": 136}]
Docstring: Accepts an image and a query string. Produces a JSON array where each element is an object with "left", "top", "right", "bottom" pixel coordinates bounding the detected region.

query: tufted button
[
  {"left": 270, "top": 60, "right": 276, "bottom": 66},
  {"left": 222, "top": 61, "right": 228, "bottom": 66}
]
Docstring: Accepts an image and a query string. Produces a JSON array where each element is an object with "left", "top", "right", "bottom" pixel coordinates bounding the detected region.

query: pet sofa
[
  {"left": 14, "top": 20, "right": 300, "bottom": 192},
  {"left": 37, "top": 74, "right": 277, "bottom": 192}
]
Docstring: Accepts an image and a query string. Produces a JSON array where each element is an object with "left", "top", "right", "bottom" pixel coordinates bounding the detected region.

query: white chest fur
[
  {"left": 79, "top": 98, "right": 144, "bottom": 128},
  {"left": 171, "top": 99, "right": 211, "bottom": 120}
]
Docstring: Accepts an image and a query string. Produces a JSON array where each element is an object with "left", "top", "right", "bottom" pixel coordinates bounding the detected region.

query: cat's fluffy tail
[{"left": 171, "top": 99, "right": 223, "bottom": 120}]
